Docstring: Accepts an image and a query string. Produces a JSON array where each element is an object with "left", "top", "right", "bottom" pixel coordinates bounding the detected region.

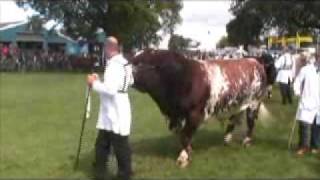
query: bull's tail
[
  {"left": 259, "top": 53, "right": 277, "bottom": 86},
  {"left": 255, "top": 54, "right": 276, "bottom": 99},
  {"left": 257, "top": 102, "right": 275, "bottom": 127}
]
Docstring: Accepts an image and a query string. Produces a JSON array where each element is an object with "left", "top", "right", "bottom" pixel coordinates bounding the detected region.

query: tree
[
  {"left": 226, "top": 11, "right": 263, "bottom": 48},
  {"left": 216, "top": 35, "right": 232, "bottom": 48},
  {"left": 16, "top": 0, "right": 182, "bottom": 52},
  {"left": 227, "top": 0, "right": 320, "bottom": 46},
  {"left": 26, "top": 15, "right": 45, "bottom": 33},
  {"left": 168, "top": 34, "right": 193, "bottom": 51}
]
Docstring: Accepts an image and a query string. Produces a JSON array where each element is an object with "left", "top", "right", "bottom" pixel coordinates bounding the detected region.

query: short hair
[
  {"left": 105, "top": 36, "right": 120, "bottom": 51},
  {"left": 105, "top": 36, "right": 118, "bottom": 45}
]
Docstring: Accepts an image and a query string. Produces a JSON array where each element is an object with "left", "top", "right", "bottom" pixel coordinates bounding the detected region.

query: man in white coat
[
  {"left": 275, "top": 46, "right": 294, "bottom": 104},
  {"left": 87, "top": 36, "right": 134, "bottom": 180},
  {"left": 293, "top": 47, "right": 320, "bottom": 155},
  {"left": 235, "top": 45, "right": 248, "bottom": 58}
]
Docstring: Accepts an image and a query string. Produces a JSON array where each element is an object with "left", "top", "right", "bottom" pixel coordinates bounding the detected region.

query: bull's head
[
  {"left": 128, "top": 49, "right": 191, "bottom": 131},
  {"left": 128, "top": 49, "right": 162, "bottom": 93}
]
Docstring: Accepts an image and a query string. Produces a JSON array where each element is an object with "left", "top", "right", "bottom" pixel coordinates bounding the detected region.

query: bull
[{"left": 130, "top": 49, "right": 276, "bottom": 168}]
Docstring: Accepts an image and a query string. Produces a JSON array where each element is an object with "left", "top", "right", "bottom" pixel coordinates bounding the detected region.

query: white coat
[
  {"left": 92, "top": 54, "right": 134, "bottom": 136},
  {"left": 275, "top": 52, "right": 294, "bottom": 84},
  {"left": 317, "top": 65, "right": 320, "bottom": 124},
  {"left": 293, "top": 63, "right": 320, "bottom": 124}
]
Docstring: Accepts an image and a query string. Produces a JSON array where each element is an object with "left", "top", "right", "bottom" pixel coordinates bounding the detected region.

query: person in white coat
[
  {"left": 275, "top": 46, "right": 294, "bottom": 104},
  {"left": 87, "top": 36, "right": 134, "bottom": 180},
  {"left": 293, "top": 47, "right": 320, "bottom": 155},
  {"left": 235, "top": 45, "right": 248, "bottom": 58}
]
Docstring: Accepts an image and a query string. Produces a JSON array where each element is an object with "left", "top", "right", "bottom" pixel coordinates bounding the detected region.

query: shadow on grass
[
  {"left": 132, "top": 129, "right": 225, "bottom": 159},
  {"left": 75, "top": 150, "right": 95, "bottom": 179},
  {"left": 256, "top": 136, "right": 289, "bottom": 151},
  {"left": 75, "top": 149, "right": 125, "bottom": 179},
  {"left": 74, "top": 129, "right": 320, "bottom": 178},
  {"left": 308, "top": 158, "right": 320, "bottom": 177}
]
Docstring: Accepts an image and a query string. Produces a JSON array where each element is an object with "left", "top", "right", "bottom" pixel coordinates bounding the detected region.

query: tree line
[
  {"left": 17, "top": 0, "right": 182, "bottom": 52},
  {"left": 17, "top": 0, "right": 320, "bottom": 51},
  {"left": 219, "top": 0, "right": 320, "bottom": 49}
]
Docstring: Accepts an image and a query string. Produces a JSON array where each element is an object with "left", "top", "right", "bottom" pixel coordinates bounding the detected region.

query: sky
[{"left": 0, "top": 0, "right": 234, "bottom": 50}]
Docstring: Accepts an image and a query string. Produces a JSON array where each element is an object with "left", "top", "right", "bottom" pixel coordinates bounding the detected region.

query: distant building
[{"left": 0, "top": 21, "right": 79, "bottom": 55}]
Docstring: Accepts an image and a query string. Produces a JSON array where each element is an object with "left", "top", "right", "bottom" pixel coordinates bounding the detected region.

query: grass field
[{"left": 0, "top": 72, "right": 319, "bottom": 179}]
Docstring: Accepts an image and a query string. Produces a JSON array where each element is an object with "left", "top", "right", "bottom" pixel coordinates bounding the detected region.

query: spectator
[
  {"left": 293, "top": 47, "right": 320, "bottom": 155},
  {"left": 275, "top": 46, "right": 294, "bottom": 105}
]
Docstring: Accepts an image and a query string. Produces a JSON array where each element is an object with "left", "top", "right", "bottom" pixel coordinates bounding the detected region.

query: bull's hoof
[
  {"left": 224, "top": 133, "right": 233, "bottom": 145},
  {"left": 176, "top": 150, "right": 189, "bottom": 168},
  {"left": 242, "top": 137, "right": 252, "bottom": 147},
  {"left": 176, "top": 158, "right": 189, "bottom": 168}
]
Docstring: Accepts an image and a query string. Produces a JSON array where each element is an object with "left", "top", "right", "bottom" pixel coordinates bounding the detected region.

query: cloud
[
  {"left": 0, "top": 0, "right": 38, "bottom": 23},
  {"left": 159, "top": 0, "right": 234, "bottom": 50}
]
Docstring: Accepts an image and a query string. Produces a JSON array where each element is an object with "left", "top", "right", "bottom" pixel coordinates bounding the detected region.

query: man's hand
[
  {"left": 87, "top": 74, "right": 99, "bottom": 87},
  {"left": 92, "top": 73, "right": 99, "bottom": 79}
]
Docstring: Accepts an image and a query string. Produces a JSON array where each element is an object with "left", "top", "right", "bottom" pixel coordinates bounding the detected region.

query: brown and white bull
[{"left": 130, "top": 49, "right": 275, "bottom": 168}]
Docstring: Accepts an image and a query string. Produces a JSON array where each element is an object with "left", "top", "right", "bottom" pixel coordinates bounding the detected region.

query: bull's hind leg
[
  {"left": 243, "top": 103, "right": 261, "bottom": 147},
  {"left": 267, "top": 85, "right": 273, "bottom": 99},
  {"left": 224, "top": 111, "right": 244, "bottom": 145}
]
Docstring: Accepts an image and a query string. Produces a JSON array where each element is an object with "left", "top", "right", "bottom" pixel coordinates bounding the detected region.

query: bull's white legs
[
  {"left": 242, "top": 136, "right": 252, "bottom": 147},
  {"left": 267, "top": 85, "right": 273, "bottom": 99},
  {"left": 224, "top": 133, "right": 233, "bottom": 144},
  {"left": 243, "top": 104, "right": 260, "bottom": 147},
  {"left": 176, "top": 149, "right": 189, "bottom": 168},
  {"left": 224, "top": 113, "right": 242, "bottom": 145}
]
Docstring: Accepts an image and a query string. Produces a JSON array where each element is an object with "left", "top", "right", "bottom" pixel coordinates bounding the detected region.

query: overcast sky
[{"left": 0, "top": 0, "right": 234, "bottom": 49}]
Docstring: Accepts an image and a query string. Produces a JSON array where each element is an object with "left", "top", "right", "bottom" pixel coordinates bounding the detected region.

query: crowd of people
[
  {"left": 0, "top": 43, "right": 102, "bottom": 72},
  {"left": 0, "top": 44, "right": 72, "bottom": 72}
]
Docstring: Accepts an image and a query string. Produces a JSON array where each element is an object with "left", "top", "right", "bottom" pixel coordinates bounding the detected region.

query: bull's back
[{"left": 203, "top": 59, "right": 267, "bottom": 119}]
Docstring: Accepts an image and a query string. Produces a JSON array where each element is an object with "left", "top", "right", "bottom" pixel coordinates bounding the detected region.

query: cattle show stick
[
  {"left": 74, "top": 85, "right": 92, "bottom": 170},
  {"left": 288, "top": 118, "right": 297, "bottom": 150}
]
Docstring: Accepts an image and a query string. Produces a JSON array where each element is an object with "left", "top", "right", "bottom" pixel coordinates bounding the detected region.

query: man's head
[
  {"left": 302, "top": 47, "right": 316, "bottom": 64},
  {"left": 105, "top": 36, "right": 120, "bottom": 59}
]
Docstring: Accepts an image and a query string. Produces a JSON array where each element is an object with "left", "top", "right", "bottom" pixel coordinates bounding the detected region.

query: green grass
[{"left": 0, "top": 72, "right": 319, "bottom": 179}]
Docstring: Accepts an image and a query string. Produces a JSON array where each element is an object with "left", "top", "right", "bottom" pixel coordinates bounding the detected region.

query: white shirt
[
  {"left": 275, "top": 52, "right": 294, "bottom": 84},
  {"left": 92, "top": 54, "right": 134, "bottom": 136},
  {"left": 291, "top": 53, "right": 300, "bottom": 79},
  {"left": 317, "top": 66, "right": 320, "bottom": 124},
  {"left": 293, "top": 63, "right": 320, "bottom": 124}
]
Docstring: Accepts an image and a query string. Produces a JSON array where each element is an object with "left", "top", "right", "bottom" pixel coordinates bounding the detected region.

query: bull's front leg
[{"left": 176, "top": 112, "right": 201, "bottom": 168}]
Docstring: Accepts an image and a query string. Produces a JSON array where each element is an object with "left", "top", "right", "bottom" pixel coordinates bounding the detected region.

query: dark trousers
[
  {"left": 298, "top": 118, "right": 320, "bottom": 149},
  {"left": 94, "top": 130, "right": 132, "bottom": 180},
  {"left": 279, "top": 82, "right": 292, "bottom": 104}
]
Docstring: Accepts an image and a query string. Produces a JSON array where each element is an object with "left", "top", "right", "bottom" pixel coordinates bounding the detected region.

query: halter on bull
[{"left": 130, "top": 49, "right": 276, "bottom": 168}]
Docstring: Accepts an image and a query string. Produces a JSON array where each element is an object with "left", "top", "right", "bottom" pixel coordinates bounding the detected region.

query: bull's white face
[{"left": 134, "top": 49, "right": 145, "bottom": 57}]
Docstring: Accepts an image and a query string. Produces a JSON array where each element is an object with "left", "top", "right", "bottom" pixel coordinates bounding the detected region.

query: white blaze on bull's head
[{"left": 134, "top": 49, "right": 144, "bottom": 58}]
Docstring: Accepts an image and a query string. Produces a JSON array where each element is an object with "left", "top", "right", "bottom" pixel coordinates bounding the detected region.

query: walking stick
[
  {"left": 74, "top": 85, "right": 92, "bottom": 170},
  {"left": 288, "top": 118, "right": 297, "bottom": 150}
]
